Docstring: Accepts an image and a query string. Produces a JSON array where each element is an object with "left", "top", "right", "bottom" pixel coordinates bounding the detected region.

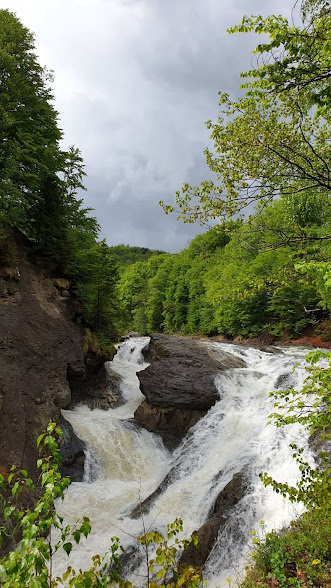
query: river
[{"left": 55, "top": 337, "right": 312, "bottom": 586}]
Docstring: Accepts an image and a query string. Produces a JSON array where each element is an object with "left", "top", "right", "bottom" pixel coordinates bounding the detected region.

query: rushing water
[{"left": 56, "top": 337, "right": 313, "bottom": 586}]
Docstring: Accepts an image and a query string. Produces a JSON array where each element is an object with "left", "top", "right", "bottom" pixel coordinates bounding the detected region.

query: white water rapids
[{"left": 55, "top": 337, "right": 313, "bottom": 586}]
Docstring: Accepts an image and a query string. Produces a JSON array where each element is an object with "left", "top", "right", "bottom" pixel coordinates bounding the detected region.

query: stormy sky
[{"left": 2, "top": 0, "right": 293, "bottom": 252}]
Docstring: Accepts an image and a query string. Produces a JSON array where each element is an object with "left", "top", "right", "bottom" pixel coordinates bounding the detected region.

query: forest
[
  {"left": 0, "top": 9, "right": 122, "bottom": 348},
  {"left": 117, "top": 210, "right": 330, "bottom": 339}
]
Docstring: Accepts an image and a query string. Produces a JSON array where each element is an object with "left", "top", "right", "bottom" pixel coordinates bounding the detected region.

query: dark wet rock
[
  {"left": 180, "top": 471, "right": 248, "bottom": 567},
  {"left": 138, "top": 334, "right": 244, "bottom": 410},
  {"left": 134, "top": 401, "right": 206, "bottom": 450},
  {"left": 120, "top": 331, "right": 140, "bottom": 342},
  {"left": 60, "top": 415, "right": 85, "bottom": 482},
  {"left": 275, "top": 372, "right": 293, "bottom": 390},
  {"left": 260, "top": 345, "right": 283, "bottom": 354},
  {"left": 131, "top": 470, "right": 173, "bottom": 518},
  {"left": 69, "top": 364, "right": 122, "bottom": 410},
  {"left": 205, "top": 345, "right": 247, "bottom": 368},
  {"left": 135, "top": 334, "right": 244, "bottom": 448}
]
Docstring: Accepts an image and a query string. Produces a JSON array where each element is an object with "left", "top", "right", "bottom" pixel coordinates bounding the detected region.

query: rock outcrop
[
  {"left": 0, "top": 230, "right": 113, "bottom": 483},
  {"left": 180, "top": 471, "right": 248, "bottom": 567},
  {"left": 134, "top": 334, "right": 245, "bottom": 448},
  {"left": 59, "top": 415, "right": 86, "bottom": 482}
]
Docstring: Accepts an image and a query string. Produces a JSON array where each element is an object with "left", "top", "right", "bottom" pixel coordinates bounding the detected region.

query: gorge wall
[{"left": 0, "top": 231, "right": 111, "bottom": 483}]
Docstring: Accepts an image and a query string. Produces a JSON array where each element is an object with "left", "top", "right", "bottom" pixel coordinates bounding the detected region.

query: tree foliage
[
  {"left": 0, "top": 9, "right": 120, "bottom": 344},
  {"left": 0, "top": 424, "right": 201, "bottom": 587},
  {"left": 151, "top": 0, "right": 331, "bottom": 341},
  {"left": 161, "top": 0, "right": 331, "bottom": 253},
  {"left": 119, "top": 208, "right": 330, "bottom": 339},
  {"left": 0, "top": 10, "right": 61, "bottom": 232},
  {"left": 108, "top": 245, "right": 166, "bottom": 269}
]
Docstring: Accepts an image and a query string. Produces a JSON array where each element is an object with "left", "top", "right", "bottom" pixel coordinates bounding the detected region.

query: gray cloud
[{"left": 2, "top": 0, "right": 293, "bottom": 251}]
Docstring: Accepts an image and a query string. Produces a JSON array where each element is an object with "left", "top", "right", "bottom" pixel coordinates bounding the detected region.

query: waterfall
[{"left": 55, "top": 337, "right": 313, "bottom": 586}]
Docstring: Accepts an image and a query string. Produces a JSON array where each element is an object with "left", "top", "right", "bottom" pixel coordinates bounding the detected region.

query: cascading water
[{"left": 55, "top": 337, "right": 314, "bottom": 586}]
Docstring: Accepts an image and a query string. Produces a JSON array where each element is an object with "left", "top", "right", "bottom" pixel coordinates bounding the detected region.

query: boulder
[
  {"left": 53, "top": 383, "right": 72, "bottom": 408},
  {"left": 180, "top": 471, "right": 248, "bottom": 567},
  {"left": 135, "top": 334, "right": 245, "bottom": 447},
  {"left": 54, "top": 278, "right": 71, "bottom": 290},
  {"left": 69, "top": 365, "right": 122, "bottom": 410},
  {"left": 134, "top": 401, "right": 206, "bottom": 450}
]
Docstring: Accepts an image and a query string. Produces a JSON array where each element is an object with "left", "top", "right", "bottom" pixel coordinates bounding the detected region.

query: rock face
[
  {"left": 0, "top": 231, "right": 112, "bottom": 482},
  {"left": 69, "top": 363, "right": 122, "bottom": 410},
  {"left": 134, "top": 334, "right": 245, "bottom": 448},
  {"left": 134, "top": 401, "right": 206, "bottom": 449},
  {"left": 60, "top": 415, "right": 86, "bottom": 483},
  {"left": 180, "top": 471, "right": 248, "bottom": 567}
]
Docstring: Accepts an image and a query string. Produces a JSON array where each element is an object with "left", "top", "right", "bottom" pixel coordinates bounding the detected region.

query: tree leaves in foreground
[{"left": 0, "top": 424, "right": 201, "bottom": 587}]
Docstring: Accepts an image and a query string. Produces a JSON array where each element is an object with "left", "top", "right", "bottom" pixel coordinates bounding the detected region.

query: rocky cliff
[{"left": 0, "top": 231, "right": 113, "bottom": 484}]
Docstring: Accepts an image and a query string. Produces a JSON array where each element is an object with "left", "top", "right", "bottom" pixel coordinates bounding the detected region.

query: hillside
[{"left": 108, "top": 244, "right": 166, "bottom": 268}]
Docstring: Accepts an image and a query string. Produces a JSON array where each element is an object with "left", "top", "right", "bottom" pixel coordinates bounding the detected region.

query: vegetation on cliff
[{"left": 0, "top": 10, "right": 121, "bottom": 345}]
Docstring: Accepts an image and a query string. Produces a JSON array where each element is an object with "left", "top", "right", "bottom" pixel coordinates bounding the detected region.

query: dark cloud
[{"left": 1, "top": 0, "right": 293, "bottom": 251}]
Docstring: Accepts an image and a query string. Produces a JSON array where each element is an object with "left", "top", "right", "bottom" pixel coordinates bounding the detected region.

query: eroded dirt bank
[{"left": 0, "top": 232, "right": 111, "bottom": 483}]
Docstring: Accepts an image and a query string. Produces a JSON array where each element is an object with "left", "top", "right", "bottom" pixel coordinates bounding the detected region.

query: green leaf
[{"left": 63, "top": 542, "right": 73, "bottom": 556}]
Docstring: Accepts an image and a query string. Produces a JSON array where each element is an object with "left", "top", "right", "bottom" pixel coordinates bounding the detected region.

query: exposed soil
[{"left": 0, "top": 231, "right": 113, "bottom": 484}]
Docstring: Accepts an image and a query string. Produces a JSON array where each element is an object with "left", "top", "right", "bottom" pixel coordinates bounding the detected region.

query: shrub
[{"left": 0, "top": 423, "right": 201, "bottom": 587}]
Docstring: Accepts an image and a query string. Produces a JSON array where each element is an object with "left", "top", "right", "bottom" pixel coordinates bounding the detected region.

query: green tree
[
  {"left": 161, "top": 1, "right": 331, "bottom": 249},
  {"left": 231, "top": 0, "right": 331, "bottom": 111},
  {"left": 72, "top": 240, "right": 121, "bottom": 345},
  {"left": 0, "top": 10, "right": 62, "bottom": 234},
  {"left": 0, "top": 10, "right": 122, "bottom": 343}
]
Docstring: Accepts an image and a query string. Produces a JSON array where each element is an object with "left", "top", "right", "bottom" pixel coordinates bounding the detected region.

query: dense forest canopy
[
  {"left": 118, "top": 211, "right": 330, "bottom": 338},
  {"left": 108, "top": 244, "right": 166, "bottom": 268}
]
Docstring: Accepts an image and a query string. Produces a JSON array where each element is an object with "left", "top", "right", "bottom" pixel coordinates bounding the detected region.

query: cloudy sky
[{"left": 2, "top": 0, "right": 293, "bottom": 252}]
